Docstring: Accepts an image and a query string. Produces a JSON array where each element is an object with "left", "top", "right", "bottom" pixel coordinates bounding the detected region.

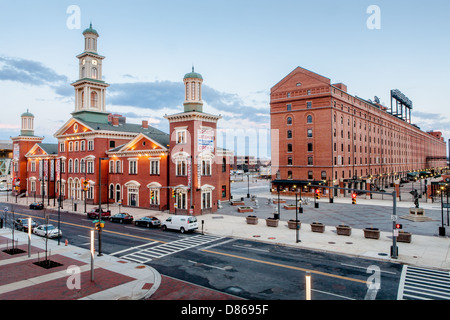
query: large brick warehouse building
[
  {"left": 10, "top": 25, "right": 231, "bottom": 216},
  {"left": 270, "top": 67, "right": 448, "bottom": 197}
]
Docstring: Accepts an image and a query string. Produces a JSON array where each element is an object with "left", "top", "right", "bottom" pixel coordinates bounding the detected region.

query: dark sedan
[
  {"left": 134, "top": 216, "right": 161, "bottom": 228},
  {"left": 110, "top": 213, "right": 133, "bottom": 224},
  {"left": 29, "top": 202, "right": 44, "bottom": 210},
  {"left": 14, "top": 218, "right": 38, "bottom": 232}
]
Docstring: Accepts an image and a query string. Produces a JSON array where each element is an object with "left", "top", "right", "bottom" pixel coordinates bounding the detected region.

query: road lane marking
[{"left": 202, "top": 249, "right": 367, "bottom": 285}]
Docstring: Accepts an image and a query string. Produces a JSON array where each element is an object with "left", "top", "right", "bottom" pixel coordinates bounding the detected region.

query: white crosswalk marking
[
  {"left": 398, "top": 265, "right": 450, "bottom": 300},
  {"left": 119, "top": 235, "right": 225, "bottom": 264}
]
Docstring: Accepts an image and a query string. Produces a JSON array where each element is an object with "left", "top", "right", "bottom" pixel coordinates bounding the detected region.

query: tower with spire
[{"left": 71, "top": 23, "right": 110, "bottom": 123}]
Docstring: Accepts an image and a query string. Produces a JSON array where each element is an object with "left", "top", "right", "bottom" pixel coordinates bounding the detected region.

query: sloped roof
[
  {"left": 73, "top": 117, "right": 170, "bottom": 147},
  {"left": 37, "top": 143, "right": 58, "bottom": 155}
]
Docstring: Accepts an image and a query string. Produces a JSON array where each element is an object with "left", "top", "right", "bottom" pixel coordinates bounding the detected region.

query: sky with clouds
[{"left": 0, "top": 0, "right": 449, "bottom": 157}]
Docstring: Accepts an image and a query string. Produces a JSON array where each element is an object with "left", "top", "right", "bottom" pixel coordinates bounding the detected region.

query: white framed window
[
  {"left": 150, "top": 159, "right": 160, "bottom": 175},
  {"left": 201, "top": 159, "right": 211, "bottom": 176},
  {"left": 109, "top": 160, "right": 115, "bottom": 173},
  {"left": 175, "top": 190, "right": 187, "bottom": 209},
  {"left": 31, "top": 161, "right": 36, "bottom": 172},
  {"left": 129, "top": 159, "right": 138, "bottom": 174},
  {"left": 80, "top": 140, "right": 85, "bottom": 151},
  {"left": 176, "top": 129, "right": 186, "bottom": 144},
  {"left": 80, "top": 159, "right": 85, "bottom": 173},
  {"left": 87, "top": 140, "right": 94, "bottom": 151},
  {"left": 60, "top": 142, "right": 65, "bottom": 153},
  {"left": 201, "top": 190, "right": 212, "bottom": 209},
  {"left": 176, "top": 159, "right": 187, "bottom": 176},
  {"left": 68, "top": 159, "right": 73, "bottom": 173},
  {"left": 69, "top": 141, "right": 73, "bottom": 152},
  {"left": 150, "top": 188, "right": 159, "bottom": 205},
  {"left": 74, "top": 141, "right": 79, "bottom": 152},
  {"left": 116, "top": 160, "right": 121, "bottom": 173},
  {"left": 87, "top": 160, "right": 94, "bottom": 174},
  {"left": 74, "top": 159, "right": 79, "bottom": 173},
  {"left": 127, "top": 186, "right": 139, "bottom": 207}
]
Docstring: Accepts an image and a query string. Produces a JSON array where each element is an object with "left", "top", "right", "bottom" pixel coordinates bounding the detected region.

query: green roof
[
  {"left": 74, "top": 117, "right": 170, "bottom": 148},
  {"left": 37, "top": 143, "right": 58, "bottom": 155},
  {"left": 21, "top": 110, "right": 34, "bottom": 117},
  {"left": 184, "top": 67, "right": 203, "bottom": 80},
  {"left": 83, "top": 23, "right": 99, "bottom": 36}
]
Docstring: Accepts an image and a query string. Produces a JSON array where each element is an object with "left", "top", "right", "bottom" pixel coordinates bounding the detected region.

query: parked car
[
  {"left": 86, "top": 208, "right": 111, "bottom": 219},
  {"left": 110, "top": 213, "right": 133, "bottom": 224},
  {"left": 33, "top": 224, "right": 62, "bottom": 238},
  {"left": 161, "top": 215, "right": 198, "bottom": 233},
  {"left": 134, "top": 216, "right": 161, "bottom": 228},
  {"left": 14, "top": 218, "right": 38, "bottom": 232},
  {"left": 29, "top": 202, "right": 44, "bottom": 210}
]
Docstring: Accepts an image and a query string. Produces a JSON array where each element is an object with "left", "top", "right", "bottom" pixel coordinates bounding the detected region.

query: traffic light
[
  {"left": 172, "top": 189, "right": 175, "bottom": 198},
  {"left": 151, "top": 190, "right": 155, "bottom": 200},
  {"left": 395, "top": 223, "right": 403, "bottom": 230},
  {"left": 315, "top": 189, "right": 320, "bottom": 200},
  {"left": 352, "top": 192, "right": 357, "bottom": 205}
]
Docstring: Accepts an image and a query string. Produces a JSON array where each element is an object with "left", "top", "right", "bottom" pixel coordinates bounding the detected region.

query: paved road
[{"left": 1, "top": 204, "right": 405, "bottom": 300}]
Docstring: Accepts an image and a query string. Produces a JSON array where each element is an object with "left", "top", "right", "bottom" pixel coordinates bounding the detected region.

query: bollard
[{"left": 65, "top": 239, "right": 68, "bottom": 246}]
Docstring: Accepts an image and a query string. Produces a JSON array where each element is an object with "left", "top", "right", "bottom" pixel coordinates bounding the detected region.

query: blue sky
[{"left": 0, "top": 0, "right": 449, "bottom": 157}]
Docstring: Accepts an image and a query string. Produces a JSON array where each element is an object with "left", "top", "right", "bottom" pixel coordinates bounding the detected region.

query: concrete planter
[
  {"left": 287, "top": 219, "right": 301, "bottom": 230},
  {"left": 310, "top": 222, "right": 325, "bottom": 233},
  {"left": 246, "top": 215, "right": 258, "bottom": 225},
  {"left": 238, "top": 207, "right": 253, "bottom": 213},
  {"left": 397, "top": 231, "right": 412, "bottom": 243},
  {"left": 336, "top": 225, "right": 352, "bottom": 236},
  {"left": 283, "top": 205, "right": 297, "bottom": 210},
  {"left": 265, "top": 218, "right": 279, "bottom": 227},
  {"left": 363, "top": 227, "right": 380, "bottom": 239},
  {"left": 232, "top": 201, "right": 245, "bottom": 206}
]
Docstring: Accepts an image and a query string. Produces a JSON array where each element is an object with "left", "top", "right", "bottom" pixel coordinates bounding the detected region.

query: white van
[{"left": 161, "top": 215, "right": 198, "bottom": 233}]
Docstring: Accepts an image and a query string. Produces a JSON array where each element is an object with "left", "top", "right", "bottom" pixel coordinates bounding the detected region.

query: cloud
[
  {"left": 107, "top": 80, "right": 270, "bottom": 127},
  {"left": 0, "top": 56, "right": 68, "bottom": 87}
]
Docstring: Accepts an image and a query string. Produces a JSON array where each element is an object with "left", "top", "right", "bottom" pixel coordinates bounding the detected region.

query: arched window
[
  {"left": 90, "top": 91, "right": 98, "bottom": 107},
  {"left": 116, "top": 184, "right": 121, "bottom": 203},
  {"left": 307, "top": 115, "right": 313, "bottom": 123},
  {"left": 91, "top": 67, "right": 97, "bottom": 79},
  {"left": 287, "top": 117, "right": 292, "bottom": 125}
]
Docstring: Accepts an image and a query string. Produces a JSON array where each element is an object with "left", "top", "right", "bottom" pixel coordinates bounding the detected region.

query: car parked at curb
[
  {"left": 134, "top": 216, "right": 161, "bottom": 228},
  {"left": 14, "top": 218, "right": 38, "bottom": 232},
  {"left": 161, "top": 215, "right": 198, "bottom": 234},
  {"left": 110, "top": 213, "right": 133, "bottom": 224},
  {"left": 87, "top": 208, "right": 111, "bottom": 219},
  {"left": 33, "top": 224, "right": 62, "bottom": 238},
  {"left": 29, "top": 202, "right": 44, "bottom": 210}
]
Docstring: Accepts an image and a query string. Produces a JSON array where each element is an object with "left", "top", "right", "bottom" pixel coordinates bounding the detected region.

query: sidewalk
[
  {"left": 0, "top": 191, "right": 449, "bottom": 300},
  {"left": 0, "top": 227, "right": 161, "bottom": 300}
]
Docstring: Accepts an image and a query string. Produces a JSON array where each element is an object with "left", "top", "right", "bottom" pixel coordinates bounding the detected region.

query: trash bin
[{"left": 74, "top": 203, "right": 77, "bottom": 211}]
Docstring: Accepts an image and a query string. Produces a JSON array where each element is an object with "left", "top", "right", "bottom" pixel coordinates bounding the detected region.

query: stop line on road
[
  {"left": 397, "top": 265, "right": 450, "bottom": 300},
  {"left": 112, "top": 234, "right": 226, "bottom": 264}
]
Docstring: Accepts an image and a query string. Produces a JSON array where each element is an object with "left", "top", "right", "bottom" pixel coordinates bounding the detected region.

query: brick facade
[{"left": 271, "top": 67, "right": 447, "bottom": 195}]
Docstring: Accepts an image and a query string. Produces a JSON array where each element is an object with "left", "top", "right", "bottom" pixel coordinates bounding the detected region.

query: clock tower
[{"left": 71, "top": 23, "right": 110, "bottom": 123}]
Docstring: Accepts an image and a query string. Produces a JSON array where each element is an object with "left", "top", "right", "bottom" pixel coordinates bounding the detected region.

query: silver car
[{"left": 33, "top": 224, "right": 62, "bottom": 238}]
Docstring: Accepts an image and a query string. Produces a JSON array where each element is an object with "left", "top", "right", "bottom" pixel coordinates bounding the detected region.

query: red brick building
[
  {"left": 270, "top": 67, "right": 447, "bottom": 196},
  {"left": 10, "top": 25, "right": 230, "bottom": 215}
]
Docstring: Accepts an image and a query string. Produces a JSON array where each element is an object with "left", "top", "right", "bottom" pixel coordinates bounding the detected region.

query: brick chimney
[
  {"left": 142, "top": 120, "right": 148, "bottom": 129},
  {"left": 112, "top": 116, "right": 119, "bottom": 126}
]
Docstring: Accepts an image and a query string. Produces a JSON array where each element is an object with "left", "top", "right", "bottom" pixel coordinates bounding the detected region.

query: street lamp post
[{"left": 97, "top": 157, "right": 108, "bottom": 256}]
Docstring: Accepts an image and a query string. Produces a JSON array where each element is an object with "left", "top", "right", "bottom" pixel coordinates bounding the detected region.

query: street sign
[{"left": 391, "top": 215, "right": 397, "bottom": 221}]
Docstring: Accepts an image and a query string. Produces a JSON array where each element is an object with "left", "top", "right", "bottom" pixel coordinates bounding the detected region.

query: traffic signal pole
[{"left": 307, "top": 184, "right": 398, "bottom": 258}]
